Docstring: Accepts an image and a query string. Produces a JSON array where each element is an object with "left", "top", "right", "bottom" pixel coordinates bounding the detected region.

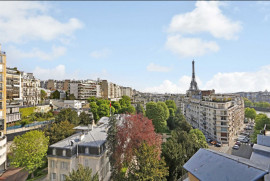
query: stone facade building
[
  {"left": 182, "top": 61, "right": 244, "bottom": 144},
  {"left": 21, "top": 72, "right": 41, "bottom": 106},
  {"left": 6, "top": 67, "right": 22, "bottom": 105},
  {"left": 47, "top": 117, "right": 110, "bottom": 181}
]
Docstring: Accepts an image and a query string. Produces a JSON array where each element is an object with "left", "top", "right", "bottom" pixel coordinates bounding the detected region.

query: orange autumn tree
[{"left": 107, "top": 114, "right": 162, "bottom": 180}]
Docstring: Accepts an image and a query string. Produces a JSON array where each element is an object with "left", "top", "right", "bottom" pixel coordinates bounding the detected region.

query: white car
[{"left": 233, "top": 145, "right": 240, "bottom": 150}]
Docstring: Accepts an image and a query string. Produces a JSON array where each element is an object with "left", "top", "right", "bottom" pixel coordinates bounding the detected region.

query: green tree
[
  {"left": 55, "top": 108, "right": 79, "bottom": 125},
  {"left": 112, "top": 101, "right": 121, "bottom": 114},
  {"left": 146, "top": 102, "right": 168, "bottom": 133},
  {"left": 65, "top": 164, "right": 99, "bottom": 181},
  {"left": 245, "top": 107, "right": 257, "bottom": 120},
  {"left": 50, "top": 90, "right": 60, "bottom": 99},
  {"left": 243, "top": 98, "right": 254, "bottom": 107},
  {"left": 79, "top": 112, "right": 92, "bottom": 125},
  {"left": 87, "top": 96, "right": 97, "bottom": 103},
  {"left": 96, "top": 98, "right": 109, "bottom": 106},
  {"left": 189, "top": 129, "right": 208, "bottom": 149},
  {"left": 10, "top": 130, "right": 49, "bottom": 178},
  {"left": 119, "top": 95, "right": 131, "bottom": 107},
  {"left": 44, "top": 120, "right": 75, "bottom": 145},
  {"left": 255, "top": 113, "right": 270, "bottom": 131},
  {"left": 98, "top": 104, "right": 110, "bottom": 118},
  {"left": 40, "top": 90, "right": 47, "bottom": 102},
  {"left": 128, "top": 142, "right": 169, "bottom": 181},
  {"left": 165, "top": 100, "right": 177, "bottom": 112},
  {"left": 136, "top": 103, "right": 145, "bottom": 115},
  {"left": 90, "top": 102, "right": 99, "bottom": 123},
  {"left": 68, "top": 94, "right": 76, "bottom": 100}
]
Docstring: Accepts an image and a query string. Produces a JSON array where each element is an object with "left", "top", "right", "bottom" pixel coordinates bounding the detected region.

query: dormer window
[
  {"left": 63, "top": 149, "right": 66, "bottom": 157},
  {"left": 53, "top": 149, "right": 56, "bottom": 155}
]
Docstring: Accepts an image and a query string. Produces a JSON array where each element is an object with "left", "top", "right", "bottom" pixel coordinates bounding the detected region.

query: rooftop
[
  {"left": 50, "top": 117, "right": 109, "bottom": 149},
  {"left": 184, "top": 148, "right": 268, "bottom": 181}
]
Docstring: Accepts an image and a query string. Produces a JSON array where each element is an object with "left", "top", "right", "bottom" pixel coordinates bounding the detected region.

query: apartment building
[
  {"left": 21, "top": 72, "right": 41, "bottom": 106},
  {"left": 47, "top": 117, "right": 110, "bottom": 181},
  {"left": 6, "top": 67, "right": 22, "bottom": 105},
  {"left": 0, "top": 45, "right": 7, "bottom": 172},
  {"left": 121, "top": 87, "right": 133, "bottom": 98},
  {"left": 6, "top": 105, "right": 21, "bottom": 124},
  {"left": 70, "top": 80, "right": 101, "bottom": 100},
  {"left": 183, "top": 61, "right": 244, "bottom": 144}
]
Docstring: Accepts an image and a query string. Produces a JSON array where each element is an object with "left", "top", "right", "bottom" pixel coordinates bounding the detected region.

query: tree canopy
[
  {"left": 136, "top": 103, "right": 145, "bottom": 116},
  {"left": 79, "top": 112, "right": 92, "bottom": 125},
  {"left": 65, "top": 164, "right": 99, "bottom": 181},
  {"left": 245, "top": 107, "right": 257, "bottom": 120},
  {"left": 128, "top": 142, "right": 169, "bottom": 181},
  {"left": 55, "top": 108, "right": 79, "bottom": 125},
  {"left": 44, "top": 120, "right": 75, "bottom": 145},
  {"left": 10, "top": 130, "right": 49, "bottom": 178},
  {"left": 165, "top": 100, "right": 177, "bottom": 112},
  {"left": 50, "top": 90, "right": 60, "bottom": 99},
  {"left": 107, "top": 114, "right": 162, "bottom": 180}
]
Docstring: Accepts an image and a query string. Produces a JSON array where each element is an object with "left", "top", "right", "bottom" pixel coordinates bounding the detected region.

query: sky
[{"left": 1, "top": 1, "right": 270, "bottom": 94}]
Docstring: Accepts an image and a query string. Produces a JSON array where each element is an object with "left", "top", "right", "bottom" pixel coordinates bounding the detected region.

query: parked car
[
  {"left": 215, "top": 142, "right": 221, "bottom": 147},
  {"left": 207, "top": 138, "right": 213, "bottom": 143},
  {"left": 211, "top": 141, "right": 217, "bottom": 145},
  {"left": 233, "top": 145, "right": 240, "bottom": 150},
  {"left": 235, "top": 141, "right": 241, "bottom": 146}
]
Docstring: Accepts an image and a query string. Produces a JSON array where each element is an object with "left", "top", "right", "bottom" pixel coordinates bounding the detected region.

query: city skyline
[{"left": 1, "top": 1, "right": 270, "bottom": 94}]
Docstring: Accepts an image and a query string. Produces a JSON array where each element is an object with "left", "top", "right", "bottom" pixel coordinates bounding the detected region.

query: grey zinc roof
[
  {"left": 183, "top": 149, "right": 268, "bottom": 181},
  {"left": 257, "top": 135, "right": 270, "bottom": 147},
  {"left": 50, "top": 117, "right": 109, "bottom": 149}
]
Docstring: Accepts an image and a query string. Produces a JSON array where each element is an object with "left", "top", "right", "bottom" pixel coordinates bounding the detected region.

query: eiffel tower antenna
[{"left": 189, "top": 60, "right": 199, "bottom": 91}]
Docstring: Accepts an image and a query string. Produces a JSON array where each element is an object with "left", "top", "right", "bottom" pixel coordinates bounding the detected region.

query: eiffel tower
[{"left": 189, "top": 60, "right": 199, "bottom": 91}]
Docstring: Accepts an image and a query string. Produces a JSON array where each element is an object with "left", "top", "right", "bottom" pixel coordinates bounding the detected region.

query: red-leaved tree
[{"left": 110, "top": 114, "right": 162, "bottom": 177}]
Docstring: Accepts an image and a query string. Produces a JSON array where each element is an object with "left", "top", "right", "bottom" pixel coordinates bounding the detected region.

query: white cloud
[
  {"left": 144, "top": 65, "right": 270, "bottom": 94},
  {"left": 7, "top": 45, "right": 66, "bottom": 61},
  {"left": 90, "top": 49, "right": 111, "bottom": 59},
  {"left": 147, "top": 63, "right": 171, "bottom": 72},
  {"left": 33, "top": 65, "right": 66, "bottom": 80},
  {"left": 204, "top": 65, "right": 270, "bottom": 93},
  {"left": 144, "top": 76, "right": 202, "bottom": 94},
  {"left": 168, "top": 1, "right": 241, "bottom": 40},
  {"left": 0, "top": 2, "right": 83, "bottom": 44},
  {"left": 165, "top": 35, "right": 219, "bottom": 57}
]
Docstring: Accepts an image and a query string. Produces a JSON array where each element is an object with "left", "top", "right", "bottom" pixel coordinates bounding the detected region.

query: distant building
[
  {"left": 6, "top": 105, "right": 21, "bottom": 125},
  {"left": 64, "top": 100, "right": 82, "bottom": 109},
  {"left": 47, "top": 117, "right": 110, "bottom": 181},
  {"left": 6, "top": 67, "right": 22, "bottom": 105},
  {"left": 183, "top": 61, "right": 244, "bottom": 144},
  {"left": 0, "top": 45, "right": 8, "bottom": 173},
  {"left": 69, "top": 80, "right": 101, "bottom": 100},
  {"left": 21, "top": 72, "right": 41, "bottom": 106},
  {"left": 121, "top": 87, "right": 133, "bottom": 98}
]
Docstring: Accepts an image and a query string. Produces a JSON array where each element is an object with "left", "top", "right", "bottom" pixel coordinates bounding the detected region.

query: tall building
[
  {"left": 47, "top": 117, "right": 110, "bottom": 181},
  {"left": 0, "top": 45, "right": 7, "bottom": 172},
  {"left": 21, "top": 72, "right": 41, "bottom": 106},
  {"left": 121, "top": 87, "right": 133, "bottom": 98},
  {"left": 183, "top": 61, "right": 244, "bottom": 144},
  {"left": 6, "top": 67, "right": 22, "bottom": 105},
  {"left": 69, "top": 80, "right": 101, "bottom": 99}
]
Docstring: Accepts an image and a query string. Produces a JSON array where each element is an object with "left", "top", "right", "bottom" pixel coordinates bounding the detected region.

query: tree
[
  {"left": 98, "top": 104, "right": 110, "bottom": 118},
  {"left": 65, "top": 164, "right": 99, "bottom": 181},
  {"left": 68, "top": 94, "right": 76, "bottom": 100},
  {"left": 165, "top": 100, "right": 177, "bottom": 112},
  {"left": 87, "top": 96, "right": 97, "bottom": 103},
  {"left": 40, "top": 90, "right": 47, "bottom": 102},
  {"left": 107, "top": 114, "right": 162, "bottom": 180},
  {"left": 136, "top": 104, "right": 145, "bottom": 115},
  {"left": 112, "top": 101, "right": 121, "bottom": 114},
  {"left": 90, "top": 102, "right": 99, "bottom": 123},
  {"left": 119, "top": 96, "right": 131, "bottom": 108},
  {"left": 55, "top": 108, "right": 79, "bottom": 125},
  {"left": 255, "top": 113, "right": 270, "bottom": 131},
  {"left": 128, "top": 142, "right": 168, "bottom": 181},
  {"left": 10, "top": 130, "right": 49, "bottom": 178},
  {"left": 79, "top": 112, "right": 92, "bottom": 125},
  {"left": 50, "top": 90, "right": 60, "bottom": 99},
  {"left": 245, "top": 108, "right": 257, "bottom": 120},
  {"left": 44, "top": 120, "right": 75, "bottom": 145},
  {"left": 162, "top": 127, "right": 207, "bottom": 180},
  {"left": 146, "top": 102, "right": 168, "bottom": 133}
]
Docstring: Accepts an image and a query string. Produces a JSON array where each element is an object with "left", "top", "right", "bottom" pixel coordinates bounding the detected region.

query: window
[
  {"left": 61, "top": 162, "right": 68, "bottom": 170},
  {"left": 51, "top": 160, "right": 55, "bottom": 168},
  {"left": 0, "top": 56, "right": 2, "bottom": 63},
  {"left": 60, "top": 174, "right": 66, "bottom": 181},
  {"left": 52, "top": 149, "right": 56, "bottom": 155},
  {"left": 85, "top": 147, "right": 89, "bottom": 154},
  {"left": 51, "top": 173, "right": 56, "bottom": 180},
  {"left": 221, "top": 127, "right": 227, "bottom": 132},
  {"left": 62, "top": 149, "right": 66, "bottom": 157}
]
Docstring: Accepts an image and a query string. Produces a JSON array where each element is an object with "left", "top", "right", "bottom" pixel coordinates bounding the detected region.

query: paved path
[{"left": 7, "top": 124, "right": 47, "bottom": 135}]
